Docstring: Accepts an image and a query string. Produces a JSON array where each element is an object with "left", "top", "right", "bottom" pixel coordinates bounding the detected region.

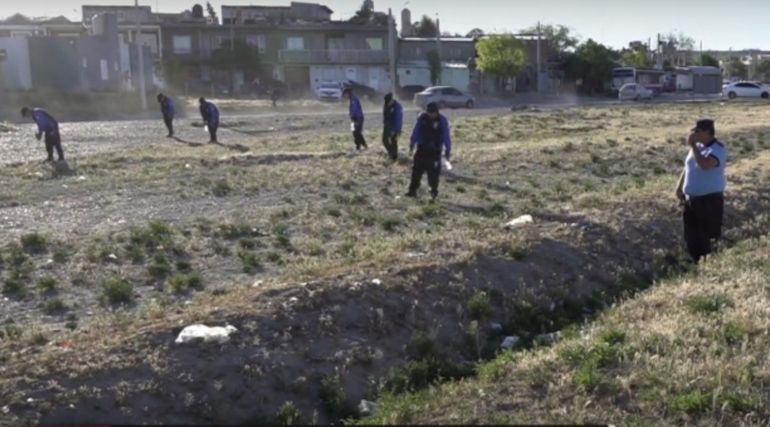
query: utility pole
[
  {"left": 536, "top": 21, "right": 541, "bottom": 93},
  {"left": 135, "top": 0, "right": 147, "bottom": 110},
  {"left": 388, "top": 8, "right": 397, "bottom": 96}
]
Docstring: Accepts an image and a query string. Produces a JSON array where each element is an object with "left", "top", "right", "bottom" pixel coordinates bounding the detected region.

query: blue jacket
[
  {"left": 31, "top": 108, "right": 58, "bottom": 134},
  {"left": 349, "top": 94, "right": 364, "bottom": 122},
  {"left": 383, "top": 100, "right": 403, "bottom": 134},
  {"left": 160, "top": 97, "right": 175, "bottom": 118},
  {"left": 199, "top": 101, "right": 219, "bottom": 125},
  {"left": 410, "top": 112, "right": 451, "bottom": 159}
]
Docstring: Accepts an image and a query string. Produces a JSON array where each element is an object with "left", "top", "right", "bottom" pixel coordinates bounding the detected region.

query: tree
[
  {"left": 352, "top": 0, "right": 373, "bottom": 21},
  {"left": 662, "top": 31, "right": 695, "bottom": 51},
  {"left": 192, "top": 4, "right": 204, "bottom": 19},
  {"left": 698, "top": 53, "right": 719, "bottom": 67},
  {"left": 206, "top": 1, "right": 218, "bottom": 24},
  {"left": 757, "top": 60, "right": 770, "bottom": 81},
  {"left": 522, "top": 24, "right": 578, "bottom": 56},
  {"left": 413, "top": 15, "right": 438, "bottom": 38},
  {"left": 211, "top": 39, "right": 261, "bottom": 79},
  {"left": 564, "top": 39, "right": 618, "bottom": 94},
  {"left": 620, "top": 49, "right": 652, "bottom": 68},
  {"left": 727, "top": 57, "right": 748, "bottom": 80},
  {"left": 475, "top": 34, "right": 527, "bottom": 86},
  {"left": 427, "top": 50, "right": 441, "bottom": 85},
  {"left": 466, "top": 28, "right": 484, "bottom": 39}
]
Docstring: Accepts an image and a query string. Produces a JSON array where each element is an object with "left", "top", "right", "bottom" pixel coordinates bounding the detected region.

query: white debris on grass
[
  {"left": 371, "top": 278, "right": 382, "bottom": 285},
  {"left": 358, "top": 400, "right": 378, "bottom": 416},
  {"left": 500, "top": 336, "right": 520, "bottom": 350},
  {"left": 175, "top": 324, "right": 238, "bottom": 344},
  {"left": 503, "top": 214, "right": 534, "bottom": 229}
]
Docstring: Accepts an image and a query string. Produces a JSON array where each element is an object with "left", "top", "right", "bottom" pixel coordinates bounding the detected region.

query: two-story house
[{"left": 161, "top": 2, "right": 394, "bottom": 96}]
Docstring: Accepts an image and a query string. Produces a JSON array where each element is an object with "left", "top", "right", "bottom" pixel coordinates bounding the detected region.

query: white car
[
  {"left": 722, "top": 81, "right": 770, "bottom": 99},
  {"left": 618, "top": 83, "right": 653, "bottom": 101},
  {"left": 316, "top": 82, "right": 342, "bottom": 102},
  {"left": 414, "top": 86, "right": 475, "bottom": 109}
]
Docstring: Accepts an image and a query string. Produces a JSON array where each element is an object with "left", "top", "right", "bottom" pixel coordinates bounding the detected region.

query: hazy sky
[{"left": 2, "top": 0, "right": 769, "bottom": 51}]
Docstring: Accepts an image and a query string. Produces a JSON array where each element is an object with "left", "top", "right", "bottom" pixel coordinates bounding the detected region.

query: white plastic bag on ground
[
  {"left": 503, "top": 214, "right": 533, "bottom": 229},
  {"left": 175, "top": 324, "right": 237, "bottom": 344}
]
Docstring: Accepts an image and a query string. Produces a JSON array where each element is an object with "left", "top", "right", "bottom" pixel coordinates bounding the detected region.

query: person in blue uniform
[{"left": 21, "top": 107, "right": 64, "bottom": 162}]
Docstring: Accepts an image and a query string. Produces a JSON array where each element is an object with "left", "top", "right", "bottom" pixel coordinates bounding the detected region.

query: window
[
  {"left": 415, "top": 47, "right": 422, "bottom": 56},
  {"left": 100, "top": 59, "right": 109, "bottom": 81},
  {"left": 173, "top": 35, "right": 192, "bottom": 54},
  {"left": 82, "top": 57, "right": 88, "bottom": 68},
  {"left": 246, "top": 35, "right": 266, "bottom": 53},
  {"left": 287, "top": 37, "right": 304, "bottom": 50},
  {"left": 366, "top": 37, "right": 383, "bottom": 50}
]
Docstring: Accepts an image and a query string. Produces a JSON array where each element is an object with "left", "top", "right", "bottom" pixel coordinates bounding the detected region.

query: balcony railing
[{"left": 278, "top": 49, "right": 388, "bottom": 64}]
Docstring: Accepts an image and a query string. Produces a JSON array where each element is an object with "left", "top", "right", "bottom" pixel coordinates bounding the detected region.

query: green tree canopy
[
  {"left": 727, "top": 58, "right": 748, "bottom": 80},
  {"left": 212, "top": 39, "right": 261, "bottom": 76},
  {"left": 564, "top": 39, "right": 618, "bottom": 93},
  {"left": 413, "top": 15, "right": 438, "bottom": 37},
  {"left": 522, "top": 24, "right": 578, "bottom": 56},
  {"left": 698, "top": 53, "right": 720, "bottom": 67},
  {"left": 620, "top": 49, "right": 653, "bottom": 68},
  {"left": 475, "top": 34, "right": 527, "bottom": 79}
]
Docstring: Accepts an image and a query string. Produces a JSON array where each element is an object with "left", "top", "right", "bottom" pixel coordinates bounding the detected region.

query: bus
[{"left": 611, "top": 67, "right": 665, "bottom": 93}]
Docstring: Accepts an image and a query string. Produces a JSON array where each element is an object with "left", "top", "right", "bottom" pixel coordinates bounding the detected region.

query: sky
[{"left": 2, "top": 0, "right": 769, "bottom": 51}]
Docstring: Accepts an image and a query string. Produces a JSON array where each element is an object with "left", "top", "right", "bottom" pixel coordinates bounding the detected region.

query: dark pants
[
  {"left": 408, "top": 155, "right": 441, "bottom": 197},
  {"left": 352, "top": 120, "right": 367, "bottom": 150},
  {"left": 382, "top": 129, "right": 399, "bottom": 160},
  {"left": 163, "top": 115, "right": 174, "bottom": 136},
  {"left": 208, "top": 122, "right": 219, "bottom": 143},
  {"left": 44, "top": 130, "right": 64, "bottom": 161},
  {"left": 683, "top": 192, "right": 724, "bottom": 263}
]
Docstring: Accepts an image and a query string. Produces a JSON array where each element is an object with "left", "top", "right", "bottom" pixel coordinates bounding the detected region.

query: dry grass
[
  {"left": 362, "top": 231, "right": 770, "bottom": 425},
  {"left": 2, "top": 101, "right": 770, "bottom": 425}
]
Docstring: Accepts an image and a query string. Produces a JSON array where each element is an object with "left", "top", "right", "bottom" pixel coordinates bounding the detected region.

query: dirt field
[{"left": 1, "top": 100, "right": 770, "bottom": 425}]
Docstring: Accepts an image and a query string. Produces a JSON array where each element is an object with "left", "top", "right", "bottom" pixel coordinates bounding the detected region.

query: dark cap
[
  {"left": 426, "top": 102, "right": 439, "bottom": 113},
  {"left": 198, "top": 97, "right": 206, "bottom": 104},
  {"left": 384, "top": 92, "right": 393, "bottom": 103},
  {"left": 693, "top": 118, "right": 715, "bottom": 134},
  {"left": 342, "top": 87, "right": 352, "bottom": 95}
]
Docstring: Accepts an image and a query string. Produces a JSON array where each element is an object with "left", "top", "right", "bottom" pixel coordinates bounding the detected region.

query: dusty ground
[{"left": 1, "top": 100, "right": 770, "bottom": 425}]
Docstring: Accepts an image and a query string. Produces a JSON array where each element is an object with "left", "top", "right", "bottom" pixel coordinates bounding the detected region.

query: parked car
[
  {"left": 618, "top": 83, "right": 654, "bottom": 101},
  {"left": 316, "top": 81, "right": 343, "bottom": 102},
  {"left": 341, "top": 80, "right": 381, "bottom": 100},
  {"left": 722, "top": 81, "right": 770, "bottom": 99},
  {"left": 414, "top": 86, "right": 475, "bottom": 109}
]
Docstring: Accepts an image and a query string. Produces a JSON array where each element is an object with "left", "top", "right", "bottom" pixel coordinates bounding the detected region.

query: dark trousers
[
  {"left": 352, "top": 120, "right": 367, "bottom": 150},
  {"left": 683, "top": 192, "right": 724, "bottom": 263},
  {"left": 208, "top": 122, "right": 219, "bottom": 142},
  {"left": 408, "top": 155, "right": 441, "bottom": 197},
  {"left": 44, "top": 130, "right": 64, "bottom": 161},
  {"left": 163, "top": 115, "right": 174, "bottom": 136},
  {"left": 382, "top": 129, "right": 399, "bottom": 160}
]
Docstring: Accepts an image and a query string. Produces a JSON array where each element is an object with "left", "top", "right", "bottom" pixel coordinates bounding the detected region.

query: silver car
[{"left": 414, "top": 86, "right": 475, "bottom": 109}]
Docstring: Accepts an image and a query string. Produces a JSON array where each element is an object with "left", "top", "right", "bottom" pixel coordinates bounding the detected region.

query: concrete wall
[
  {"left": 309, "top": 64, "right": 391, "bottom": 92},
  {"left": 397, "top": 62, "right": 469, "bottom": 92},
  {"left": 0, "top": 37, "right": 32, "bottom": 90}
]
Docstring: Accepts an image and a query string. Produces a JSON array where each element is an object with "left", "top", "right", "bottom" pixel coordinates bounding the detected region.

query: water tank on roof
[
  {"left": 401, "top": 8, "right": 412, "bottom": 37},
  {"left": 91, "top": 13, "right": 118, "bottom": 37}
]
